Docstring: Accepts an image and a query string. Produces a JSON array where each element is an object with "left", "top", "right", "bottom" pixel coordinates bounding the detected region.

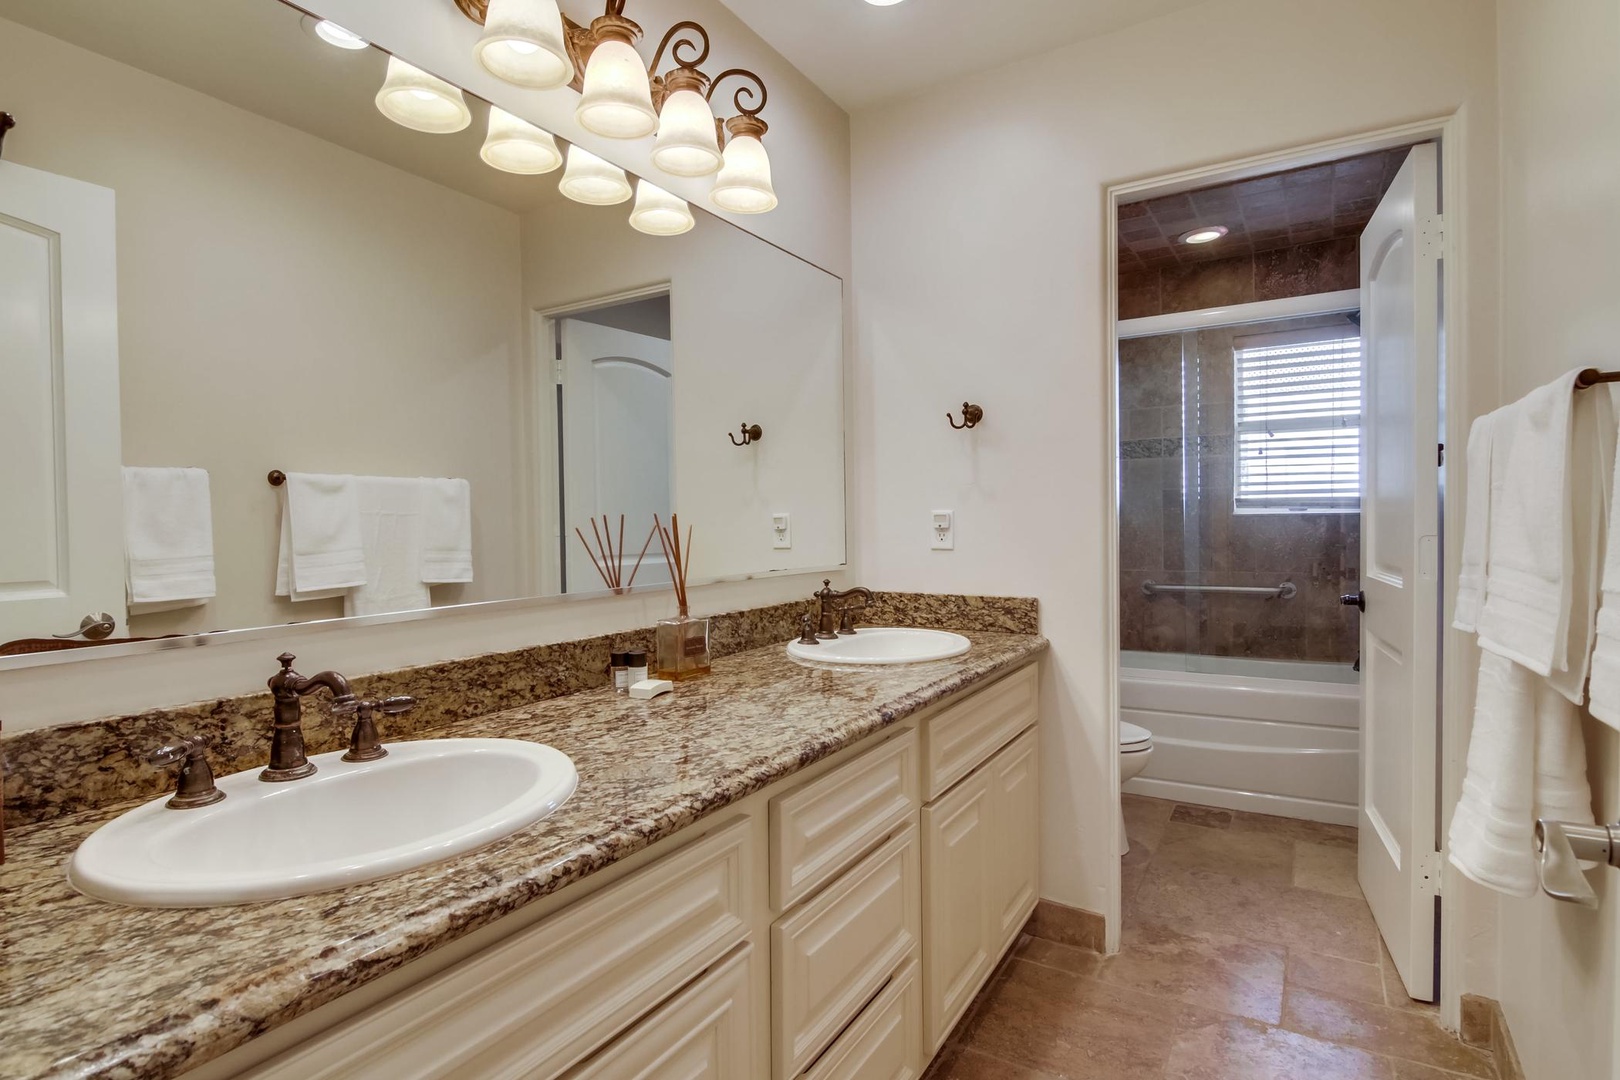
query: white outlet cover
[
  {"left": 931, "top": 510, "right": 954, "bottom": 551},
  {"left": 772, "top": 512, "right": 792, "bottom": 550}
]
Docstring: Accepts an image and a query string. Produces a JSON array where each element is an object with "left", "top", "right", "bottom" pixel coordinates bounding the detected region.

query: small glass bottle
[
  {"left": 625, "top": 649, "right": 650, "bottom": 686},
  {"left": 655, "top": 612, "right": 712, "bottom": 681},
  {"left": 611, "top": 652, "right": 630, "bottom": 694}
]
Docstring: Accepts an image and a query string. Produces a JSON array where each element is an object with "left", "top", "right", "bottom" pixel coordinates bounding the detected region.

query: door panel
[
  {"left": 0, "top": 161, "right": 124, "bottom": 644},
  {"left": 1356, "top": 143, "right": 1442, "bottom": 1003}
]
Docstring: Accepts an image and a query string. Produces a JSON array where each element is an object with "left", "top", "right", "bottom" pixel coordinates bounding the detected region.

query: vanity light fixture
[
  {"left": 629, "top": 180, "right": 695, "bottom": 235},
  {"left": 375, "top": 57, "right": 472, "bottom": 133},
  {"left": 481, "top": 106, "right": 564, "bottom": 173},
  {"left": 314, "top": 20, "right": 370, "bottom": 49},
  {"left": 559, "top": 144, "right": 634, "bottom": 204},
  {"left": 474, "top": 0, "right": 574, "bottom": 89},
  {"left": 1180, "top": 225, "right": 1229, "bottom": 245},
  {"left": 451, "top": 0, "right": 778, "bottom": 209},
  {"left": 864, "top": 0, "right": 908, "bottom": 5}
]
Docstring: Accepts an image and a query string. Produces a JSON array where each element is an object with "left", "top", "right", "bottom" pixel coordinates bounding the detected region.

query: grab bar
[{"left": 1141, "top": 580, "right": 1297, "bottom": 600}]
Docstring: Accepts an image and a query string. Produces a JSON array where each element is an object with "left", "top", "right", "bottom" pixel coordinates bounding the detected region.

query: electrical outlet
[
  {"left": 772, "top": 513, "right": 792, "bottom": 550},
  {"left": 931, "top": 510, "right": 954, "bottom": 551}
]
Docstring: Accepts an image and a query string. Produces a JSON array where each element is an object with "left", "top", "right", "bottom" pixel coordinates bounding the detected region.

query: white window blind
[{"left": 1233, "top": 326, "right": 1362, "bottom": 513}]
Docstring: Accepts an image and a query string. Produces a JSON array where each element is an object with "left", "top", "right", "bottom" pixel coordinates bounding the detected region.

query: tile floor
[{"left": 923, "top": 796, "right": 1497, "bottom": 1080}]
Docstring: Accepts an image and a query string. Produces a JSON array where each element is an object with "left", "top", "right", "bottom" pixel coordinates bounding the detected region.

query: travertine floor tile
[
  {"left": 923, "top": 1044, "right": 1062, "bottom": 1080},
  {"left": 1152, "top": 821, "right": 1297, "bottom": 886},
  {"left": 959, "top": 959, "right": 1222, "bottom": 1079},
  {"left": 1390, "top": 1061, "right": 1486, "bottom": 1079},
  {"left": 1286, "top": 950, "right": 1386, "bottom": 1006},
  {"left": 1281, "top": 987, "right": 1495, "bottom": 1077},
  {"left": 1170, "top": 804, "right": 1233, "bottom": 829},
  {"left": 1230, "top": 809, "right": 1358, "bottom": 850},
  {"left": 1133, "top": 864, "right": 1381, "bottom": 963},
  {"left": 1099, "top": 919, "right": 1287, "bottom": 1025},
  {"left": 1163, "top": 1017, "right": 1394, "bottom": 1080},
  {"left": 1293, "top": 841, "right": 1363, "bottom": 898},
  {"left": 1013, "top": 933, "right": 1105, "bottom": 978},
  {"left": 1122, "top": 794, "right": 1176, "bottom": 852}
]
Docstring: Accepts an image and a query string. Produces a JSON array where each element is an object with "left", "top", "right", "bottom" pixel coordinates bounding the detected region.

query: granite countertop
[{"left": 0, "top": 631, "right": 1046, "bottom": 1080}]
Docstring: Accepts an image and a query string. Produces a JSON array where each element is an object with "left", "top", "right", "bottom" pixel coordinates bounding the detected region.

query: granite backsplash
[{"left": 2, "top": 591, "right": 1038, "bottom": 825}]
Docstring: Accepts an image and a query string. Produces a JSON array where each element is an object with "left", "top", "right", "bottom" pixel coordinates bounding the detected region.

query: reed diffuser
[
  {"left": 574, "top": 514, "right": 656, "bottom": 594},
  {"left": 653, "top": 513, "right": 712, "bottom": 681}
]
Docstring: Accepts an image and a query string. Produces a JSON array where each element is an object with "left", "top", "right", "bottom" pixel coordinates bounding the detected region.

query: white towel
[
  {"left": 345, "top": 477, "right": 432, "bottom": 618},
  {"left": 274, "top": 473, "right": 366, "bottom": 601},
  {"left": 1448, "top": 650, "right": 1595, "bottom": 897},
  {"left": 121, "top": 466, "right": 216, "bottom": 610},
  {"left": 1452, "top": 410, "right": 1497, "bottom": 633},
  {"left": 420, "top": 477, "right": 473, "bottom": 584},
  {"left": 1475, "top": 371, "right": 1582, "bottom": 680},
  {"left": 1548, "top": 383, "right": 1616, "bottom": 703},
  {"left": 1586, "top": 387, "right": 1620, "bottom": 728}
]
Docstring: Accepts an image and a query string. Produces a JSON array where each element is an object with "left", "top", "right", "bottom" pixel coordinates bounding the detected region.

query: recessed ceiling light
[
  {"left": 1179, "top": 226, "right": 1228, "bottom": 245},
  {"left": 864, "top": 0, "right": 907, "bottom": 6},
  {"left": 313, "top": 19, "right": 369, "bottom": 50}
]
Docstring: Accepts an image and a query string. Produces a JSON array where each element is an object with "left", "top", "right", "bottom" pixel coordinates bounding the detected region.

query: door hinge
[
  {"left": 1438, "top": 443, "right": 1445, "bottom": 467},
  {"left": 1420, "top": 214, "right": 1445, "bottom": 261},
  {"left": 1418, "top": 850, "right": 1444, "bottom": 897}
]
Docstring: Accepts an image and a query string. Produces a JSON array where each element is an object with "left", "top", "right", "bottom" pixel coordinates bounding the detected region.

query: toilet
[{"left": 1118, "top": 721, "right": 1155, "bottom": 855}]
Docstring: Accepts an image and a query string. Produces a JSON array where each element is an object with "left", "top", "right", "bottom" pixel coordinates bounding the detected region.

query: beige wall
[
  {"left": 0, "top": 0, "right": 853, "bottom": 734},
  {"left": 0, "top": 17, "right": 526, "bottom": 636},
  {"left": 1482, "top": 0, "right": 1620, "bottom": 1074},
  {"left": 849, "top": 0, "right": 1498, "bottom": 940}
]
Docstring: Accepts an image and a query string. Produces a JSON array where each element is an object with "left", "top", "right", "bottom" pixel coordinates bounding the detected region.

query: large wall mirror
[{"left": 0, "top": 0, "right": 845, "bottom": 660}]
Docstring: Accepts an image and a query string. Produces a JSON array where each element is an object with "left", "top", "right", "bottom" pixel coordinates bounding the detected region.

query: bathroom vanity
[{"left": 0, "top": 630, "right": 1045, "bottom": 1080}]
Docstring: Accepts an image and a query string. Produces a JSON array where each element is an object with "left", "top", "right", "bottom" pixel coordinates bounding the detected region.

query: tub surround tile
[
  {"left": 0, "top": 630, "right": 1046, "bottom": 1080},
  {"left": 3, "top": 593, "right": 1037, "bottom": 828}
]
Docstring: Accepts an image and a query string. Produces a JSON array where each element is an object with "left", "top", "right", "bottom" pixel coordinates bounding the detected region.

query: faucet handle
[
  {"left": 379, "top": 695, "right": 416, "bottom": 716},
  {"left": 797, "top": 614, "right": 820, "bottom": 646},
  {"left": 146, "top": 735, "right": 226, "bottom": 810},
  {"left": 339, "top": 697, "right": 409, "bottom": 763}
]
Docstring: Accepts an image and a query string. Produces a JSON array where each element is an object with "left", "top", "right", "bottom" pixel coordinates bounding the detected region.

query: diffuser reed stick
[
  {"left": 653, "top": 512, "right": 711, "bottom": 680},
  {"left": 574, "top": 514, "right": 659, "bottom": 593}
]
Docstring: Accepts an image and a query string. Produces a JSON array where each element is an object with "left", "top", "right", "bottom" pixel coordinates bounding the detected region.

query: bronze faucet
[
  {"left": 813, "top": 580, "right": 875, "bottom": 638},
  {"left": 264, "top": 653, "right": 356, "bottom": 782}
]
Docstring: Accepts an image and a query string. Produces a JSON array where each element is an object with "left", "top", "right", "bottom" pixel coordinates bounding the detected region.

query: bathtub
[{"left": 1119, "top": 651, "right": 1362, "bottom": 826}]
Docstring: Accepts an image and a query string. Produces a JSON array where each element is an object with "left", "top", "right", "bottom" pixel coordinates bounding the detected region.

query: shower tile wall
[
  {"left": 1118, "top": 317, "right": 1360, "bottom": 664},
  {"left": 1119, "top": 237, "right": 1359, "bottom": 321}
]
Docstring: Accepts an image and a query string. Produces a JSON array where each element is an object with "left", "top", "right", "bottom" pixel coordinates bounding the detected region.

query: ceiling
[
  {"left": 716, "top": 0, "right": 1211, "bottom": 111},
  {"left": 1117, "top": 146, "right": 1414, "bottom": 273},
  {"left": 0, "top": 0, "right": 585, "bottom": 215}
]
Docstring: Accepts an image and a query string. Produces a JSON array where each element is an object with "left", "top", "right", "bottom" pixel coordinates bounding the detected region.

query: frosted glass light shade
[
  {"left": 576, "top": 39, "right": 658, "bottom": 139},
  {"left": 559, "top": 145, "right": 633, "bottom": 205},
  {"left": 475, "top": 0, "right": 572, "bottom": 89},
  {"left": 711, "top": 134, "right": 777, "bottom": 214},
  {"left": 481, "top": 107, "right": 563, "bottom": 174},
  {"left": 651, "top": 89, "right": 723, "bottom": 177},
  {"left": 375, "top": 57, "right": 471, "bottom": 134},
  {"left": 629, "top": 181, "right": 695, "bottom": 236}
]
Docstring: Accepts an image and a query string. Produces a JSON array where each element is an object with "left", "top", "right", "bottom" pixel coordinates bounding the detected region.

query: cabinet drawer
[
  {"left": 772, "top": 822, "right": 921, "bottom": 1080},
  {"left": 803, "top": 956, "right": 923, "bottom": 1080},
  {"left": 770, "top": 730, "right": 919, "bottom": 911},
  {"left": 923, "top": 664, "right": 1037, "bottom": 800},
  {"left": 244, "top": 819, "right": 753, "bottom": 1080},
  {"left": 565, "top": 944, "right": 755, "bottom": 1080}
]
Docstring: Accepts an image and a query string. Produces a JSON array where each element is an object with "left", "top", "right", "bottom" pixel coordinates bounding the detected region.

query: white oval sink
[
  {"left": 68, "top": 739, "right": 577, "bottom": 908},
  {"left": 787, "top": 627, "right": 971, "bottom": 665}
]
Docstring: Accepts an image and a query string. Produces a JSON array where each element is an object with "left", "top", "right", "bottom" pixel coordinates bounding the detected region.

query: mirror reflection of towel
[
  {"left": 421, "top": 477, "right": 474, "bottom": 585},
  {"left": 274, "top": 472, "right": 366, "bottom": 602},
  {"left": 122, "top": 466, "right": 216, "bottom": 612}
]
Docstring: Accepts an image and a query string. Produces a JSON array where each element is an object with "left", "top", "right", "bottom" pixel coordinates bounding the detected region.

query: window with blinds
[{"left": 1232, "top": 326, "right": 1363, "bottom": 513}]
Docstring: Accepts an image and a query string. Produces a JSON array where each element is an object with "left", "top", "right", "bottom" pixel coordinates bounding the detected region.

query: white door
[
  {"left": 558, "top": 318, "right": 672, "bottom": 592},
  {"left": 0, "top": 161, "right": 125, "bottom": 646},
  {"left": 1356, "top": 143, "right": 1442, "bottom": 1002}
]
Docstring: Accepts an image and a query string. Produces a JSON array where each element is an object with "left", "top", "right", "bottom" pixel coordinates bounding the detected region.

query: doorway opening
[{"left": 1108, "top": 126, "right": 1453, "bottom": 1011}]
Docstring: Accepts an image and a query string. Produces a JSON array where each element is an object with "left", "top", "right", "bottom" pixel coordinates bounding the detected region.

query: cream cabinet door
[
  {"left": 920, "top": 765, "right": 993, "bottom": 1053},
  {"left": 564, "top": 945, "right": 753, "bottom": 1080},
  {"left": 986, "top": 729, "right": 1040, "bottom": 954}
]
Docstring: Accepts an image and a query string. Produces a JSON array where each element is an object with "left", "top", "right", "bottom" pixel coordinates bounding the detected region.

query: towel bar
[{"left": 1141, "top": 580, "right": 1297, "bottom": 600}]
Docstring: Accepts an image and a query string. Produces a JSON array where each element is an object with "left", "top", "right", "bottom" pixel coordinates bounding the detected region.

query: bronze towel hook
[
  {"left": 0, "top": 113, "right": 15, "bottom": 160},
  {"left": 948, "top": 403, "right": 984, "bottom": 430},
  {"left": 729, "top": 423, "right": 763, "bottom": 446},
  {"left": 267, "top": 470, "right": 287, "bottom": 487}
]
